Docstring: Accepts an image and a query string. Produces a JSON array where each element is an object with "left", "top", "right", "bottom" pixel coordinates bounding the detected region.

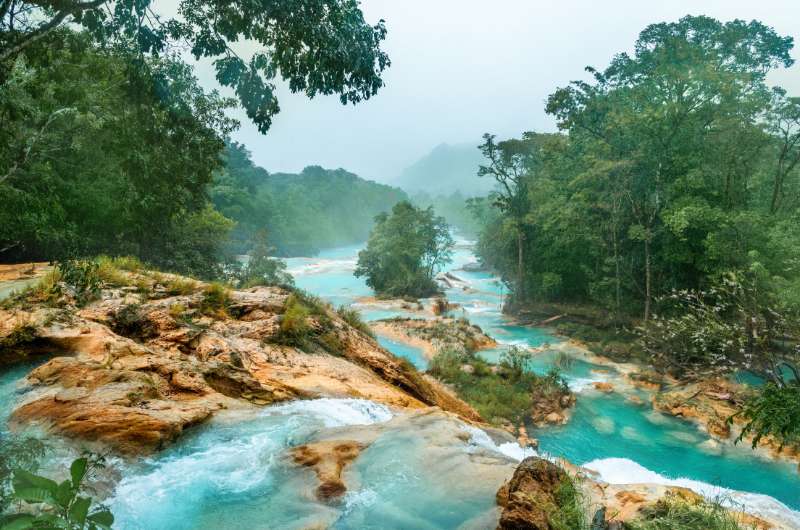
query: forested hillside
[
  {"left": 473, "top": 16, "right": 800, "bottom": 321},
  {"left": 0, "top": 0, "right": 390, "bottom": 278},
  {"left": 394, "top": 143, "right": 492, "bottom": 196},
  {"left": 211, "top": 144, "right": 408, "bottom": 256}
]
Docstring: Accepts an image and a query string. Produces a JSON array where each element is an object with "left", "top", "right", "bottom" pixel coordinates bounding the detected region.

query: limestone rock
[
  {"left": 291, "top": 440, "right": 367, "bottom": 501},
  {"left": 496, "top": 457, "right": 569, "bottom": 529},
  {"left": 3, "top": 275, "right": 481, "bottom": 453}
]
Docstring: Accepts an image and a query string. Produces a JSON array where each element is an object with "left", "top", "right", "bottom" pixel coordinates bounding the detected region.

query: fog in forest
[{"left": 194, "top": 0, "right": 800, "bottom": 183}]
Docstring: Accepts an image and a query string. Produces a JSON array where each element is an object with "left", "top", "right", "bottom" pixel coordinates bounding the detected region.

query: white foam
[
  {"left": 109, "top": 399, "right": 393, "bottom": 529},
  {"left": 567, "top": 373, "right": 610, "bottom": 393},
  {"left": 286, "top": 258, "right": 357, "bottom": 276},
  {"left": 584, "top": 457, "right": 800, "bottom": 528},
  {"left": 460, "top": 425, "right": 538, "bottom": 462},
  {"left": 264, "top": 398, "right": 394, "bottom": 427}
]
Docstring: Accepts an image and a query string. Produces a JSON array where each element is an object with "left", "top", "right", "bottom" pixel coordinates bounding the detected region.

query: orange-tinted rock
[
  {"left": 593, "top": 382, "right": 614, "bottom": 393},
  {"left": 496, "top": 457, "right": 569, "bottom": 529},
  {"left": 4, "top": 274, "right": 480, "bottom": 453},
  {"left": 291, "top": 440, "right": 366, "bottom": 502}
]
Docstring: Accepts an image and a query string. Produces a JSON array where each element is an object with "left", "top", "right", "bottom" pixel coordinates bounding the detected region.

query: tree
[
  {"left": 545, "top": 15, "right": 794, "bottom": 321},
  {"left": 0, "top": 457, "right": 114, "bottom": 530},
  {"left": 0, "top": 0, "right": 390, "bottom": 133},
  {"left": 355, "top": 201, "right": 453, "bottom": 298},
  {"left": 0, "top": 31, "right": 235, "bottom": 275},
  {"left": 765, "top": 90, "right": 800, "bottom": 214},
  {"left": 477, "top": 133, "right": 539, "bottom": 302}
]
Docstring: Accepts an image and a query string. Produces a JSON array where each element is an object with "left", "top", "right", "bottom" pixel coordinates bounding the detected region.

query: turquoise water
[
  {"left": 538, "top": 393, "right": 800, "bottom": 508},
  {"left": 107, "top": 399, "right": 503, "bottom": 530},
  {"left": 0, "top": 361, "right": 39, "bottom": 429},
  {"left": 284, "top": 241, "right": 800, "bottom": 513},
  {"left": 376, "top": 336, "right": 428, "bottom": 370},
  {"left": 0, "top": 278, "right": 38, "bottom": 302},
  {"left": 1, "top": 241, "right": 799, "bottom": 528}
]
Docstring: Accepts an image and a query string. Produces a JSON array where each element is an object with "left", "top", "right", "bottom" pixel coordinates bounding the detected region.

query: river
[{"left": 0, "top": 240, "right": 798, "bottom": 529}]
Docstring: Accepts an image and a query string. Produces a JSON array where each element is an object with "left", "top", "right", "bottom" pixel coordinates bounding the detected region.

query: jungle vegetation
[
  {"left": 0, "top": 0, "right": 398, "bottom": 276},
  {"left": 355, "top": 201, "right": 453, "bottom": 298},
  {"left": 470, "top": 15, "right": 800, "bottom": 448}
]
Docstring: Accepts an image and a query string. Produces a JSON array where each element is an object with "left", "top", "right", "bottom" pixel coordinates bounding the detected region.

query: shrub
[
  {"left": 319, "top": 330, "right": 345, "bottom": 356},
  {"left": 548, "top": 474, "right": 589, "bottom": 530},
  {"left": 336, "top": 305, "right": 375, "bottom": 338},
  {"left": 278, "top": 293, "right": 312, "bottom": 346},
  {"left": 0, "top": 457, "right": 114, "bottom": 530},
  {"left": 429, "top": 349, "right": 570, "bottom": 426},
  {"left": 0, "top": 322, "right": 39, "bottom": 351},
  {"left": 735, "top": 381, "right": 800, "bottom": 450},
  {"left": 56, "top": 259, "right": 102, "bottom": 306},
  {"left": 169, "top": 302, "right": 188, "bottom": 320},
  {"left": 200, "top": 282, "right": 231, "bottom": 318},
  {"left": 624, "top": 494, "right": 749, "bottom": 530},
  {"left": 165, "top": 276, "right": 198, "bottom": 296},
  {"left": 639, "top": 272, "right": 796, "bottom": 379},
  {"left": 500, "top": 346, "right": 534, "bottom": 379},
  {"left": 236, "top": 235, "right": 294, "bottom": 288},
  {"left": 111, "top": 256, "right": 144, "bottom": 271},
  {"left": 95, "top": 256, "right": 132, "bottom": 286}
]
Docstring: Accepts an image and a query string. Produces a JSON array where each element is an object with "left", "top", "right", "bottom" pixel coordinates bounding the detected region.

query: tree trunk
[
  {"left": 516, "top": 230, "right": 525, "bottom": 303},
  {"left": 643, "top": 237, "right": 652, "bottom": 323},
  {"left": 613, "top": 229, "right": 621, "bottom": 323}
]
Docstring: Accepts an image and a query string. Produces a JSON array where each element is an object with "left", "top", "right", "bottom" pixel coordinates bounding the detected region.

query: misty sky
[{"left": 192, "top": 0, "right": 800, "bottom": 184}]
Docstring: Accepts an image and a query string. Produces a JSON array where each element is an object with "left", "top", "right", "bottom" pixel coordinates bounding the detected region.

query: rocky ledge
[
  {"left": 371, "top": 316, "right": 497, "bottom": 358},
  {"left": 653, "top": 377, "right": 800, "bottom": 467},
  {"left": 497, "top": 456, "right": 780, "bottom": 530},
  {"left": 0, "top": 270, "right": 480, "bottom": 453}
]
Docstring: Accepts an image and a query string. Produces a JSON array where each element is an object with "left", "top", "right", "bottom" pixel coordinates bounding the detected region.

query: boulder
[
  {"left": 4, "top": 276, "right": 481, "bottom": 453},
  {"left": 496, "top": 457, "right": 569, "bottom": 530},
  {"left": 593, "top": 382, "right": 614, "bottom": 393}
]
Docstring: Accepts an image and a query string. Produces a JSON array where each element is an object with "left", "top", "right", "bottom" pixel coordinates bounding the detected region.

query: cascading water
[
  {"left": 1, "top": 239, "right": 799, "bottom": 528},
  {"left": 285, "top": 238, "right": 800, "bottom": 523}
]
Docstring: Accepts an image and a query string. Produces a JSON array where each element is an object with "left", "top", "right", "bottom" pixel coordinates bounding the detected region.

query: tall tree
[
  {"left": 546, "top": 15, "right": 794, "bottom": 321},
  {"left": 0, "top": 0, "right": 390, "bottom": 133},
  {"left": 355, "top": 201, "right": 453, "bottom": 298},
  {"left": 477, "top": 133, "right": 536, "bottom": 302}
]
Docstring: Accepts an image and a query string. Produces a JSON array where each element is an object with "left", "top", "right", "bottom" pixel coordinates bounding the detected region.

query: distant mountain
[{"left": 393, "top": 143, "right": 494, "bottom": 197}]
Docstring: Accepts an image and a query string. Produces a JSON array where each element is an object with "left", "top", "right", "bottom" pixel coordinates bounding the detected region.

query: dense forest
[
  {"left": 471, "top": 16, "right": 800, "bottom": 441},
  {"left": 212, "top": 144, "right": 408, "bottom": 257},
  {"left": 474, "top": 16, "right": 799, "bottom": 320},
  {"left": 0, "top": 3, "right": 402, "bottom": 276}
]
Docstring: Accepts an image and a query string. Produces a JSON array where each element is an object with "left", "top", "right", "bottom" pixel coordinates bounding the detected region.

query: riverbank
[
  {"left": 0, "top": 264, "right": 481, "bottom": 454},
  {"left": 370, "top": 316, "right": 497, "bottom": 359},
  {"left": 2, "top": 259, "right": 800, "bottom": 528}
]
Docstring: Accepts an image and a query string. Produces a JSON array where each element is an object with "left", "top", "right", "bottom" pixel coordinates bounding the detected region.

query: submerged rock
[
  {"left": 291, "top": 440, "right": 367, "bottom": 501},
  {"left": 654, "top": 378, "right": 800, "bottom": 465}
]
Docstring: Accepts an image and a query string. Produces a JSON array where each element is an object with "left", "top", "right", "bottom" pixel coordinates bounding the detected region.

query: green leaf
[
  {"left": 12, "top": 487, "right": 54, "bottom": 504},
  {"left": 12, "top": 469, "right": 58, "bottom": 494},
  {"left": 70, "top": 458, "right": 88, "bottom": 489},
  {"left": 87, "top": 510, "right": 114, "bottom": 528},
  {"left": 55, "top": 480, "right": 73, "bottom": 508},
  {"left": 0, "top": 513, "right": 35, "bottom": 530},
  {"left": 69, "top": 497, "right": 91, "bottom": 525}
]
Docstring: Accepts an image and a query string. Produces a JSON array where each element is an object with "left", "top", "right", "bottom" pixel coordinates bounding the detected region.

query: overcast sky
[{"left": 192, "top": 0, "right": 800, "bottom": 183}]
